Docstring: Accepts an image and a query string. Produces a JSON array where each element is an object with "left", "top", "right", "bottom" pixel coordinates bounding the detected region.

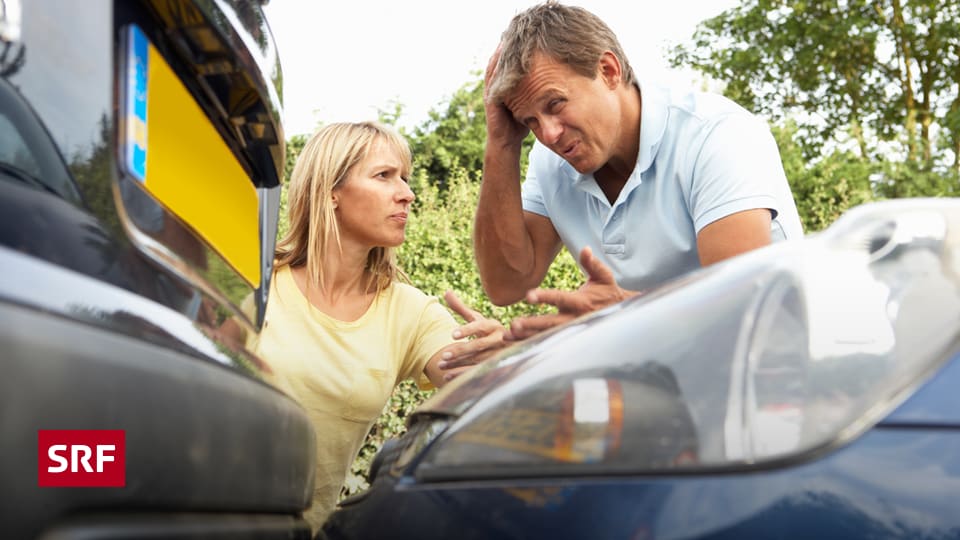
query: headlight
[{"left": 415, "top": 200, "right": 960, "bottom": 481}]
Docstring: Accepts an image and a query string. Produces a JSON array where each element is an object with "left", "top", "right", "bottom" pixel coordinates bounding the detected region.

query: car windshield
[{"left": 0, "top": 78, "right": 81, "bottom": 204}]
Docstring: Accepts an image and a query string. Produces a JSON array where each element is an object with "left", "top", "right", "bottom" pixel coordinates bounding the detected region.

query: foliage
[
  {"left": 875, "top": 160, "right": 960, "bottom": 199},
  {"left": 71, "top": 114, "right": 122, "bottom": 238},
  {"left": 400, "top": 75, "right": 536, "bottom": 190},
  {"left": 670, "top": 0, "right": 960, "bottom": 175},
  {"left": 276, "top": 134, "right": 307, "bottom": 242},
  {"left": 773, "top": 121, "right": 877, "bottom": 232}
]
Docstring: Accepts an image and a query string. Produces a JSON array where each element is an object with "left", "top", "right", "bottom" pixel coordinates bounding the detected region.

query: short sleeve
[
  {"left": 689, "top": 114, "right": 786, "bottom": 233},
  {"left": 520, "top": 142, "right": 549, "bottom": 217},
  {"left": 403, "top": 295, "right": 459, "bottom": 390}
]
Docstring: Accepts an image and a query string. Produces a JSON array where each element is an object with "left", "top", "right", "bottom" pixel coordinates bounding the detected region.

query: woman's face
[{"left": 333, "top": 139, "right": 415, "bottom": 250}]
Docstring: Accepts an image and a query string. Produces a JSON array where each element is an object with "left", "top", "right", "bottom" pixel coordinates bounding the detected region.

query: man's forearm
[{"left": 474, "top": 147, "right": 539, "bottom": 305}]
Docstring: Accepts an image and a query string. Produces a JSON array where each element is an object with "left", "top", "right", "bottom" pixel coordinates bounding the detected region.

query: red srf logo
[{"left": 38, "top": 430, "right": 126, "bottom": 487}]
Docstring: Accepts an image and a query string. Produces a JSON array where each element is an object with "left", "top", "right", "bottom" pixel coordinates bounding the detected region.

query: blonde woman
[{"left": 251, "top": 121, "right": 505, "bottom": 529}]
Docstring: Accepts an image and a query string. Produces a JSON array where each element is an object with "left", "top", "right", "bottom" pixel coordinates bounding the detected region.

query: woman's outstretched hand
[{"left": 436, "top": 290, "right": 508, "bottom": 383}]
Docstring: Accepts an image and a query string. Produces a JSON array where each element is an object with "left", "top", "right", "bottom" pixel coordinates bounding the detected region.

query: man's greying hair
[{"left": 488, "top": 1, "right": 636, "bottom": 105}]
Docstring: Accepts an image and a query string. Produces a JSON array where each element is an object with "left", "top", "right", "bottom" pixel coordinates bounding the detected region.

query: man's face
[{"left": 503, "top": 52, "right": 619, "bottom": 175}]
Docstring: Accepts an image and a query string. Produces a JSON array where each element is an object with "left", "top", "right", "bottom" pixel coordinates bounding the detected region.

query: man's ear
[{"left": 598, "top": 51, "right": 622, "bottom": 89}]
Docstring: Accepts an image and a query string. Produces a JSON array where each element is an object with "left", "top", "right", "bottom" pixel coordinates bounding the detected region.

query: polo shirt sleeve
[
  {"left": 520, "top": 143, "right": 549, "bottom": 217},
  {"left": 688, "top": 113, "right": 786, "bottom": 234},
  {"left": 402, "top": 295, "right": 459, "bottom": 390}
]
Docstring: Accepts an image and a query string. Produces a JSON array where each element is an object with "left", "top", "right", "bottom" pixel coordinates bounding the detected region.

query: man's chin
[{"left": 565, "top": 158, "right": 598, "bottom": 175}]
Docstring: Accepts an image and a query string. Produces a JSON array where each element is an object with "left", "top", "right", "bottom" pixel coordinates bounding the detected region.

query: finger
[
  {"left": 525, "top": 287, "right": 582, "bottom": 312},
  {"left": 443, "top": 364, "right": 477, "bottom": 383},
  {"left": 444, "top": 290, "right": 480, "bottom": 323},
  {"left": 452, "top": 318, "right": 504, "bottom": 340},
  {"left": 579, "top": 246, "right": 616, "bottom": 285},
  {"left": 438, "top": 345, "right": 491, "bottom": 370},
  {"left": 507, "top": 323, "right": 545, "bottom": 341},
  {"left": 465, "top": 332, "right": 506, "bottom": 355},
  {"left": 437, "top": 342, "right": 481, "bottom": 369},
  {"left": 510, "top": 313, "right": 574, "bottom": 339},
  {"left": 484, "top": 42, "right": 504, "bottom": 84},
  {"left": 438, "top": 354, "right": 482, "bottom": 370},
  {"left": 439, "top": 334, "right": 504, "bottom": 368}
]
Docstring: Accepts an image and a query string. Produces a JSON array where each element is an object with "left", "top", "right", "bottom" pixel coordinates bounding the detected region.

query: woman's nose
[{"left": 397, "top": 180, "right": 415, "bottom": 203}]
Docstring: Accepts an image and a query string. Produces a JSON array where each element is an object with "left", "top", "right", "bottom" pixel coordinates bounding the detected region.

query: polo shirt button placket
[{"left": 602, "top": 206, "right": 626, "bottom": 255}]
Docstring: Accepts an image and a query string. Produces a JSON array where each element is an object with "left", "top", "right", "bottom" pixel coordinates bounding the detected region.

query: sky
[{"left": 262, "top": 1, "right": 739, "bottom": 137}]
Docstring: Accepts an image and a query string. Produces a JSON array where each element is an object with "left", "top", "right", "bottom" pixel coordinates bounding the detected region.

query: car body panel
[
  {"left": 324, "top": 346, "right": 960, "bottom": 540},
  {"left": 1, "top": 1, "right": 314, "bottom": 538},
  {"left": 325, "top": 414, "right": 960, "bottom": 539}
]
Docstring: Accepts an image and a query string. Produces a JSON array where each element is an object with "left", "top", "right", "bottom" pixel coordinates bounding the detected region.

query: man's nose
[{"left": 539, "top": 116, "right": 563, "bottom": 146}]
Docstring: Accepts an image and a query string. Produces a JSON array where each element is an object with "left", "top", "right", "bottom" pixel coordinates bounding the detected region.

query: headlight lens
[{"left": 416, "top": 200, "right": 960, "bottom": 480}]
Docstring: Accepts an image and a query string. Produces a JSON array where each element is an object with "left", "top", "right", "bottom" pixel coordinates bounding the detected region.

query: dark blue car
[{"left": 321, "top": 198, "right": 960, "bottom": 539}]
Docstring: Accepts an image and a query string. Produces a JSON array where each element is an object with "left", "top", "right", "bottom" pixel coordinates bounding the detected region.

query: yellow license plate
[{"left": 121, "top": 24, "right": 260, "bottom": 286}]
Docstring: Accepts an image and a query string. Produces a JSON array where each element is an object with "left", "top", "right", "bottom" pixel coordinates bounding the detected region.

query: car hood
[{"left": 416, "top": 198, "right": 960, "bottom": 435}]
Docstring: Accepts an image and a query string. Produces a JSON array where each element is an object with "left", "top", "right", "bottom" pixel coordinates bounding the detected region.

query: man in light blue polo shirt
[{"left": 474, "top": 1, "right": 802, "bottom": 338}]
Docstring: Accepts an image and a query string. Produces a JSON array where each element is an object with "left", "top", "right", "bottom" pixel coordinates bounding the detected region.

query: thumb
[{"left": 579, "top": 246, "right": 616, "bottom": 285}]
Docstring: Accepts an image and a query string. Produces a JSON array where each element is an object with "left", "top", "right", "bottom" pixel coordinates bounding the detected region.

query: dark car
[
  {"left": 1, "top": 1, "right": 315, "bottom": 538},
  {"left": 323, "top": 198, "right": 960, "bottom": 539}
]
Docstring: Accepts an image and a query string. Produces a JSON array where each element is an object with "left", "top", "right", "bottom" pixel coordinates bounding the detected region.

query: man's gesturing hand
[{"left": 509, "top": 247, "right": 636, "bottom": 340}]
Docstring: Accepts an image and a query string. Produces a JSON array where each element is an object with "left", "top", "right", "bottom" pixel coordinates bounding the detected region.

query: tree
[
  {"left": 670, "top": 0, "right": 960, "bottom": 179},
  {"left": 403, "top": 75, "right": 535, "bottom": 191},
  {"left": 276, "top": 133, "right": 307, "bottom": 241},
  {"left": 773, "top": 121, "right": 877, "bottom": 232}
]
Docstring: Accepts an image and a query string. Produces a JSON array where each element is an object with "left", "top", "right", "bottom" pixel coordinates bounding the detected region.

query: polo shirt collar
[
  {"left": 567, "top": 80, "right": 669, "bottom": 201},
  {"left": 635, "top": 80, "right": 668, "bottom": 175}
]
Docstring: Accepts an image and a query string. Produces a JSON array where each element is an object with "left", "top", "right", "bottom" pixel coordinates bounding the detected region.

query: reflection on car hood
[
  {"left": 417, "top": 198, "right": 960, "bottom": 426},
  {"left": 418, "top": 259, "right": 729, "bottom": 418}
]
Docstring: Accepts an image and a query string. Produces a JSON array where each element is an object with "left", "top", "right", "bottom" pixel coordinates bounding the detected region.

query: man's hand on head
[{"left": 483, "top": 43, "right": 529, "bottom": 151}]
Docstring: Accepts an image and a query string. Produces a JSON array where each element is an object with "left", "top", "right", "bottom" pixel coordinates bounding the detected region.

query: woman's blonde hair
[{"left": 275, "top": 121, "right": 412, "bottom": 294}]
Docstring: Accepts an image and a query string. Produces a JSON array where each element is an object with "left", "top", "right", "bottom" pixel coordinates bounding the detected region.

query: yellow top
[{"left": 250, "top": 264, "right": 457, "bottom": 529}]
